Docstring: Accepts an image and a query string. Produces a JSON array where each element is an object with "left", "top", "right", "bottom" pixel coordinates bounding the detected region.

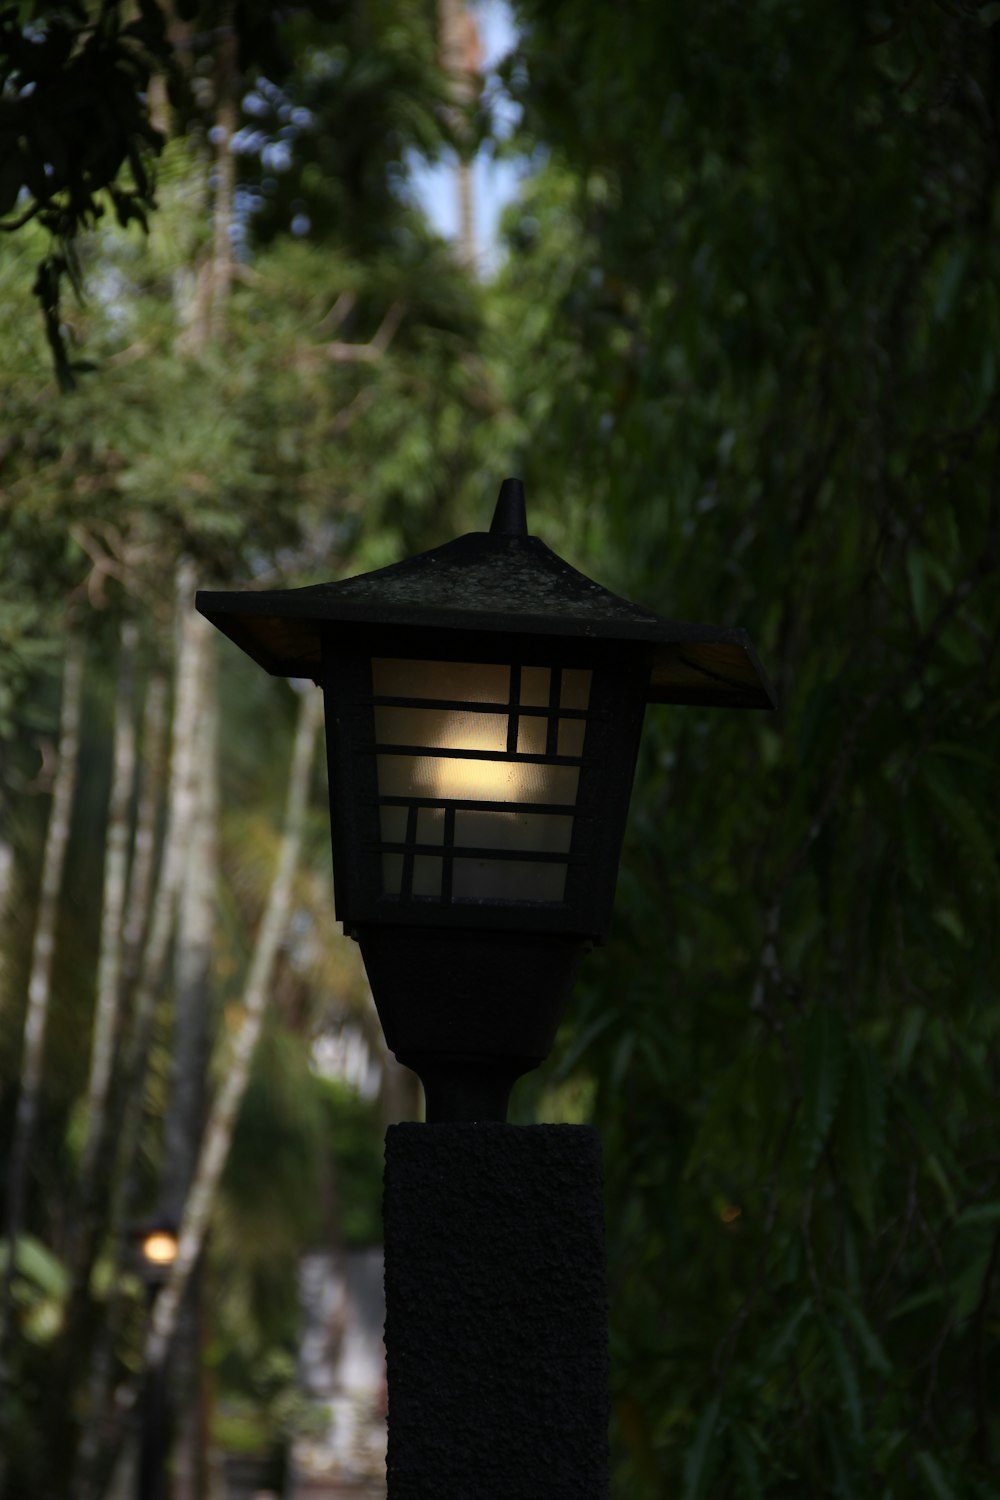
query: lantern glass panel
[{"left": 371, "top": 657, "right": 592, "bottom": 906}]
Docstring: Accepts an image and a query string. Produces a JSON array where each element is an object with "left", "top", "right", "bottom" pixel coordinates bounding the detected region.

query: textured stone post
[{"left": 383, "top": 1122, "right": 609, "bottom": 1500}]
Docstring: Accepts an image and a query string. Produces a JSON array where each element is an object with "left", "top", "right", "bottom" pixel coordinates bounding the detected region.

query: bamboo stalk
[
  {"left": 78, "top": 684, "right": 322, "bottom": 1498},
  {"left": 146, "top": 684, "right": 323, "bottom": 1369},
  {"left": 120, "top": 664, "right": 169, "bottom": 1005},
  {"left": 114, "top": 563, "right": 203, "bottom": 1208},
  {"left": 164, "top": 637, "right": 218, "bottom": 1500},
  {"left": 72, "top": 567, "right": 204, "bottom": 1500},
  {"left": 77, "top": 618, "right": 138, "bottom": 1196},
  {"left": 0, "top": 629, "right": 85, "bottom": 1447}
]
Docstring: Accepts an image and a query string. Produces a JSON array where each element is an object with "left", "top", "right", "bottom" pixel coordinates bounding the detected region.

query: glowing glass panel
[{"left": 371, "top": 659, "right": 592, "bottom": 904}]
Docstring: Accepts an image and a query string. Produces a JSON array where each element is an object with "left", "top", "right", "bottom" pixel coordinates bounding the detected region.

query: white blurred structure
[
  {"left": 310, "top": 1024, "right": 382, "bottom": 1101},
  {"left": 291, "top": 1249, "right": 387, "bottom": 1495}
]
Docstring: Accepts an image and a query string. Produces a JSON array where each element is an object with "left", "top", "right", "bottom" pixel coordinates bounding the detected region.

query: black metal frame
[
  {"left": 322, "top": 624, "right": 649, "bottom": 942},
  {"left": 197, "top": 481, "right": 775, "bottom": 1121}
]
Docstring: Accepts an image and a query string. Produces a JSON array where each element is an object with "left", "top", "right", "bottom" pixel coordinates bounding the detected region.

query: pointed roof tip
[{"left": 490, "top": 477, "right": 528, "bottom": 538}]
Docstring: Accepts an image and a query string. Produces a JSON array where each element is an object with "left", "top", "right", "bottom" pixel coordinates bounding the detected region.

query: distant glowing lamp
[
  {"left": 197, "top": 480, "right": 773, "bottom": 1121},
  {"left": 140, "top": 1231, "right": 179, "bottom": 1269},
  {"left": 131, "top": 1217, "right": 180, "bottom": 1292}
]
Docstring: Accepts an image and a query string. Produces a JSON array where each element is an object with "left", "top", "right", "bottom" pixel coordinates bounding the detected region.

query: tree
[
  {"left": 499, "top": 3, "right": 1000, "bottom": 1494},
  {"left": 0, "top": 2, "right": 497, "bottom": 1492}
]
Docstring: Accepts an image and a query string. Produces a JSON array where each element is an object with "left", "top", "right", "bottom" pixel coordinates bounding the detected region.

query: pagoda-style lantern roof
[{"left": 197, "top": 481, "right": 775, "bottom": 712}]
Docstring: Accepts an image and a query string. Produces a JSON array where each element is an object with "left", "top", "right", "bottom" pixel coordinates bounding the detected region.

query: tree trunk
[
  {"left": 439, "top": 0, "right": 480, "bottom": 267},
  {"left": 80, "top": 685, "right": 323, "bottom": 1497},
  {"left": 75, "top": 618, "right": 139, "bottom": 1240},
  {"left": 114, "top": 560, "right": 203, "bottom": 1223},
  {"left": 0, "top": 628, "right": 85, "bottom": 1477},
  {"left": 163, "top": 629, "right": 217, "bottom": 1500},
  {"left": 208, "top": 11, "right": 237, "bottom": 345},
  {"left": 73, "top": 567, "right": 203, "bottom": 1500},
  {"left": 145, "top": 685, "right": 323, "bottom": 1369},
  {"left": 0, "top": 823, "right": 13, "bottom": 987},
  {"left": 54, "top": 622, "right": 141, "bottom": 1498},
  {"left": 183, "top": 3, "right": 238, "bottom": 352},
  {"left": 120, "top": 664, "right": 169, "bottom": 1011}
]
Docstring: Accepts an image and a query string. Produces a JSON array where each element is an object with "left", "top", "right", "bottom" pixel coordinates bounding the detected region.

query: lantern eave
[{"left": 196, "top": 530, "right": 775, "bottom": 710}]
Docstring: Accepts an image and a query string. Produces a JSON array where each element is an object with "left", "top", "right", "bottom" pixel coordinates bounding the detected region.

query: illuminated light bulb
[{"left": 141, "top": 1231, "right": 179, "bottom": 1266}]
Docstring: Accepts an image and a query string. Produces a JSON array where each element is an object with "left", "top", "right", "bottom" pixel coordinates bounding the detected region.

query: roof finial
[{"left": 490, "top": 478, "right": 528, "bottom": 538}]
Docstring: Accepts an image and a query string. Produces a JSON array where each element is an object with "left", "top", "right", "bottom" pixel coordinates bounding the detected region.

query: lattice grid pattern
[{"left": 370, "top": 658, "right": 592, "bottom": 905}]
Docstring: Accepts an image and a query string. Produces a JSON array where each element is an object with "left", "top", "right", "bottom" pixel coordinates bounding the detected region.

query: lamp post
[
  {"left": 198, "top": 479, "right": 772, "bottom": 1117},
  {"left": 196, "top": 480, "right": 773, "bottom": 1498},
  {"left": 132, "top": 1220, "right": 178, "bottom": 1500}
]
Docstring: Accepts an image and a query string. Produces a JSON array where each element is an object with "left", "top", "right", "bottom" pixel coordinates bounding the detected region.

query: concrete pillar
[{"left": 383, "top": 1122, "right": 609, "bottom": 1500}]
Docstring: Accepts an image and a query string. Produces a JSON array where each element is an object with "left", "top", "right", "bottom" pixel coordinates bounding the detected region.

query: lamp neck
[
  {"left": 402, "top": 1054, "right": 524, "bottom": 1124},
  {"left": 356, "top": 925, "right": 588, "bottom": 1124}
]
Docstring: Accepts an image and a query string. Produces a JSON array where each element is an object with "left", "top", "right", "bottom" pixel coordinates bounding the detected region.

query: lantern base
[
  {"left": 399, "top": 1054, "right": 521, "bottom": 1123},
  {"left": 356, "top": 925, "right": 589, "bottom": 1122}
]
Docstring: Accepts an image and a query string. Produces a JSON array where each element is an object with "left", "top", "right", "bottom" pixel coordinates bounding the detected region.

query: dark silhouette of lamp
[
  {"left": 131, "top": 1217, "right": 179, "bottom": 1500},
  {"left": 197, "top": 480, "right": 773, "bottom": 1121}
]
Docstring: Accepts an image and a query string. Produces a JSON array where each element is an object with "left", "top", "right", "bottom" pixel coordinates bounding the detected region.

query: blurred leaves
[
  {"left": 3, "top": 0, "right": 1000, "bottom": 1494},
  {"left": 0, "top": 0, "right": 496, "bottom": 1486},
  {"left": 500, "top": 0, "right": 1000, "bottom": 1493},
  {"left": 799, "top": 1006, "right": 848, "bottom": 1178}
]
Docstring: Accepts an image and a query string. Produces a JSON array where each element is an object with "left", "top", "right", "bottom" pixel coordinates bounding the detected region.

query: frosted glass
[
  {"left": 380, "top": 806, "right": 408, "bottom": 843},
  {"left": 375, "top": 706, "right": 508, "bottom": 752},
  {"left": 416, "top": 807, "right": 445, "bottom": 844},
  {"left": 453, "top": 858, "right": 567, "bottom": 903},
  {"left": 412, "top": 856, "right": 442, "bottom": 897},
  {"left": 377, "top": 754, "right": 579, "bottom": 806},
  {"left": 454, "top": 810, "right": 573, "bottom": 853},
  {"left": 373, "top": 658, "right": 509, "bottom": 703},
  {"left": 371, "top": 656, "right": 591, "bottom": 905},
  {"left": 520, "top": 666, "right": 550, "bottom": 706},
  {"left": 516, "top": 717, "right": 547, "bottom": 755}
]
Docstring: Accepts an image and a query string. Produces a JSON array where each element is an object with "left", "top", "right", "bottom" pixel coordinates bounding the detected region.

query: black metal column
[
  {"left": 383, "top": 1122, "right": 609, "bottom": 1500},
  {"left": 137, "top": 1352, "right": 171, "bottom": 1500}
]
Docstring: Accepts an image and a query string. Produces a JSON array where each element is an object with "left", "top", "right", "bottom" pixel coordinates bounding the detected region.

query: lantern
[{"left": 197, "top": 480, "right": 773, "bottom": 1119}]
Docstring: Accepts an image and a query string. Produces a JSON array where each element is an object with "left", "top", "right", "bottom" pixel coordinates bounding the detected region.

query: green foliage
[
  {"left": 210, "top": 1041, "right": 383, "bottom": 1447},
  {"left": 0, "top": 1234, "right": 68, "bottom": 1343},
  {"left": 4, "top": 0, "right": 1000, "bottom": 1495},
  {"left": 500, "top": 1, "right": 1000, "bottom": 1493},
  {"left": 0, "top": 0, "right": 457, "bottom": 377},
  {"left": 243, "top": 0, "right": 454, "bottom": 254},
  {"left": 0, "top": 0, "right": 491, "bottom": 1486},
  {"left": 0, "top": 0, "right": 170, "bottom": 382},
  {"left": 318, "top": 1077, "right": 386, "bottom": 1248}
]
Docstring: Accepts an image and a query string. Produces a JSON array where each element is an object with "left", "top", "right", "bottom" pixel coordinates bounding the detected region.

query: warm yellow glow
[
  {"left": 141, "top": 1231, "right": 179, "bottom": 1266},
  {"left": 719, "top": 1205, "right": 742, "bottom": 1224},
  {"left": 375, "top": 702, "right": 581, "bottom": 808},
  {"left": 377, "top": 748, "right": 579, "bottom": 809},
  {"left": 371, "top": 658, "right": 591, "bottom": 903},
  {"left": 422, "top": 714, "right": 522, "bottom": 801}
]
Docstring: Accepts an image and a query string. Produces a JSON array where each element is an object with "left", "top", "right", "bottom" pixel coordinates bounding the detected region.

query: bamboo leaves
[
  {"left": 680, "top": 1397, "right": 722, "bottom": 1500},
  {"left": 799, "top": 1006, "right": 848, "bottom": 1177},
  {"left": 0, "top": 630, "right": 84, "bottom": 1398},
  {"left": 837, "top": 1044, "right": 887, "bottom": 1233},
  {"left": 505, "top": 9, "right": 1000, "bottom": 1496},
  {"left": 798, "top": 1009, "right": 888, "bottom": 1232}
]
